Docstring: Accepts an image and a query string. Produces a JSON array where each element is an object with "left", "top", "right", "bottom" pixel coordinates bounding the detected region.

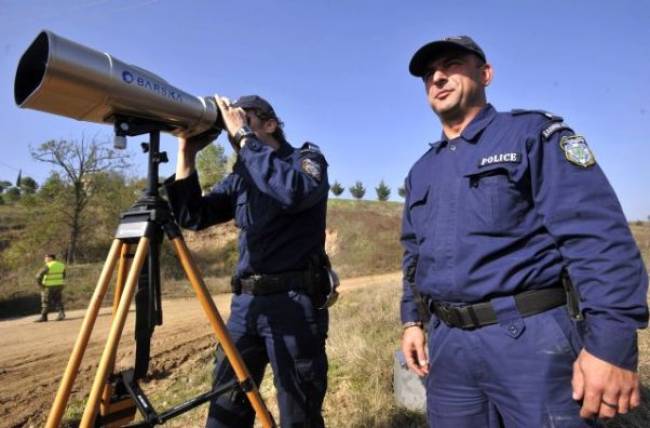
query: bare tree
[{"left": 31, "top": 137, "right": 129, "bottom": 263}]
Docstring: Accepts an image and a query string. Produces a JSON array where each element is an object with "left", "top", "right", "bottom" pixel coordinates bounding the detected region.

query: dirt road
[{"left": 0, "top": 272, "right": 400, "bottom": 428}]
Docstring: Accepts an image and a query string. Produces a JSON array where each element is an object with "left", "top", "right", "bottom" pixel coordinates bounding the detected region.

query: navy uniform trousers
[
  {"left": 206, "top": 291, "right": 328, "bottom": 428},
  {"left": 425, "top": 302, "right": 600, "bottom": 427}
]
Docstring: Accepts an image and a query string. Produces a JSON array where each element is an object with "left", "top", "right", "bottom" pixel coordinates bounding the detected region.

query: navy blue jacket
[
  {"left": 166, "top": 137, "right": 329, "bottom": 277},
  {"left": 400, "top": 104, "right": 648, "bottom": 370}
]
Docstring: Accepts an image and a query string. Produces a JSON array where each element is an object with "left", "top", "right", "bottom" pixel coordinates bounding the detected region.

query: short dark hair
[{"left": 46, "top": 253, "right": 56, "bottom": 259}]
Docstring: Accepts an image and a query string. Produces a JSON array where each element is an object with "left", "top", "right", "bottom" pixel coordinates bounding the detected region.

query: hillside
[
  {"left": 2, "top": 199, "right": 649, "bottom": 320},
  {"left": 0, "top": 199, "right": 404, "bottom": 319}
]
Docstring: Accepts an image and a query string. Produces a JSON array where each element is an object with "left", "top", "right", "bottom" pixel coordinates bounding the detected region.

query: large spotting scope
[{"left": 14, "top": 30, "right": 222, "bottom": 144}]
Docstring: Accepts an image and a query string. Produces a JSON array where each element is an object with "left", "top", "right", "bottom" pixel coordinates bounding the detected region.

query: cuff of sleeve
[
  {"left": 400, "top": 301, "right": 420, "bottom": 324},
  {"left": 584, "top": 319, "right": 638, "bottom": 371},
  {"left": 239, "top": 137, "right": 263, "bottom": 154},
  {"left": 164, "top": 171, "right": 201, "bottom": 207},
  {"left": 234, "top": 138, "right": 271, "bottom": 177},
  {"left": 163, "top": 173, "right": 177, "bottom": 186},
  {"left": 164, "top": 171, "right": 199, "bottom": 190}
]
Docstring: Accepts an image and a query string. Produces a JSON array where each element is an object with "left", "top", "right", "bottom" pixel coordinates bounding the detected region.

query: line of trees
[
  {"left": 3, "top": 136, "right": 420, "bottom": 270},
  {"left": 330, "top": 180, "right": 406, "bottom": 201}
]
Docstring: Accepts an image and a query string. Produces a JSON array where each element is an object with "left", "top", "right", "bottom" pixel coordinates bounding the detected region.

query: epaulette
[
  {"left": 511, "top": 109, "right": 572, "bottom": 140},
  {"left": 300, "top": 141, "right": 323, "bottom": 155},
  {"left": 300, "top": 141, "right": 322, "bottom": 154},
  {"left": 511, "top": 108, "right": 563, "bottom": 122}
]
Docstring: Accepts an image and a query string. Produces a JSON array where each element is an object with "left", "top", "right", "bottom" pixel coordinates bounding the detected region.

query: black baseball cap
[
  {"left": 231, "top": 95, "right": 277, "bottom": 119},
  {"left": 409, "top": 35, "right": 486, "bottom": 77}
]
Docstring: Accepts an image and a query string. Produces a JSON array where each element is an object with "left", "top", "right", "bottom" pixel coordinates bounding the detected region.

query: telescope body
[{"left": 14, "top": 31, "right": 220, "bottom": 137}]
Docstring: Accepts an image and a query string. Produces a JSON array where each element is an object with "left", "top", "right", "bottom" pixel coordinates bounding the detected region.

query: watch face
[{"left": 238, "top": 126, "right": 252, "bottom": 137}]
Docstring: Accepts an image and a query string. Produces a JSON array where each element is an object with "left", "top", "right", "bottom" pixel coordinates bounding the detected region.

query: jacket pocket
[
  {"left": 463, "top": 165, "right": 528, "bottom": 231},
  {"left": 234, "top": 191, "right": 250, "bottom": 229},
  {"left": 408, "top": 184, "right": 434, "bottom": 239}
]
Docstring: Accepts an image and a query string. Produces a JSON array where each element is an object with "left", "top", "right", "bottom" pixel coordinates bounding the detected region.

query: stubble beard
[{"left": 431, "top": 93, "right": 464, "bottom": 124}]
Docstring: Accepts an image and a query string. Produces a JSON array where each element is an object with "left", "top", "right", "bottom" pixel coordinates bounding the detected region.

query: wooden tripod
[{"left": 44, "top": 121, "right": 275, "bottom": 427}]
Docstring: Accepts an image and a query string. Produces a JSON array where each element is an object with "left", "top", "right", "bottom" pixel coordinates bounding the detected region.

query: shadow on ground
[{"left": 0, "top": 292, "right": 40, "bottom": 319}]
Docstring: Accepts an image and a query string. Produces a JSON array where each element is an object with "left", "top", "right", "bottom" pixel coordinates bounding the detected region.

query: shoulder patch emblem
[
  {"left": 560, "top": 135, "right": 595, "bottom": 168},
  {"left": 542, "top": 122, "right": 572, "bottom": 140},
  {"left": 301, "top": 158, "right": 322, "bottom": 181}
]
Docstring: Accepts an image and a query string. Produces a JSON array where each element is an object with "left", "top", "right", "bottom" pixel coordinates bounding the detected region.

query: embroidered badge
[
  {"left": 478, "top": 152, "right": 521, "bottom": 168},
  {"left": 301, "top": 158, "right": 322, "bottom": 181},
  {"left": 560, "top": 135, "right": 595, "bottom": 168}
]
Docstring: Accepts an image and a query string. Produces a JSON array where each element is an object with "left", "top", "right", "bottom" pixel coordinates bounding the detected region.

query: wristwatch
[
  {"left": 233, "top": 125, "right": 255, "bottom": 148},
  {"left": 402, "top": 321, "right": 423, "bottom": 330}
]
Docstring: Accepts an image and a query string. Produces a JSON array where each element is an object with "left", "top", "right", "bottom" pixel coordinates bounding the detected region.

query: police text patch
[
  {"left": 301, "top": 158, "right": 322, "bottom": 181},
  {"left": 478, "top": 152, "right": 521, "bottom": 168},
  {"left": 560, "top": 135, "right": 595, "bottom": 168}
]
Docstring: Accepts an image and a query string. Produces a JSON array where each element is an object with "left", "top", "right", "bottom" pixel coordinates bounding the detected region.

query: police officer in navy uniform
[
  {"left": 166, "top": 95, "right": 330, "bottom": 427},
  {"left": 400, "top": 36, "right": 648, "bottom": 426}
]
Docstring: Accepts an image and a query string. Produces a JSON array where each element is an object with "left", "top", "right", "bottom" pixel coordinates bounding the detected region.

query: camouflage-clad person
[{"left": 35, "top": 254, "right": 66, "bottom": 322}]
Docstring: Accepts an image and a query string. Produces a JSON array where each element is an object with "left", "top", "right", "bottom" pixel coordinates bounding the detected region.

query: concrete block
[{"left": 393, "top": 349, "right": 427, "bottom": 412}]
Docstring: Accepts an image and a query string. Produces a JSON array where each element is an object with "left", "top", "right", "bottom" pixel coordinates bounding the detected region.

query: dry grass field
[
  {"left": 59, "top": 273, "right": 650, "bottom": 427},
  {"left": 2, "top": 200, "right": 648, "bottom": 427}
]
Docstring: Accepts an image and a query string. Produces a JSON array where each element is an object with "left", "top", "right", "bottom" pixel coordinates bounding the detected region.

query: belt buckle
[
  {"left": 246, "top": 274, "right": 263, "bottom": 295},
  {"left": 438, "top": 304, "right": 462, "bottom": 327}
]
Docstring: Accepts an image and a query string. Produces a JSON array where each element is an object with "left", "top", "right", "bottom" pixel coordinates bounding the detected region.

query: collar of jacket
[
  {"left": 430, "top": 103, "right": 497, "bottom": 151},
  {"left": 276, "top": 140, "right": 294, "bottom": 158}
]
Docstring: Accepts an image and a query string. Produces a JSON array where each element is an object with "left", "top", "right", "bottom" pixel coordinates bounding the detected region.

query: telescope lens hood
[{"left": 15, "top": 31, "right": 49, "bottom": 106}]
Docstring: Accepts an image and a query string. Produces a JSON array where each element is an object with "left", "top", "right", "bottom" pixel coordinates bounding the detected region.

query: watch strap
[{"left": 233, "top": 126, "right": 254, "bottom": 147}]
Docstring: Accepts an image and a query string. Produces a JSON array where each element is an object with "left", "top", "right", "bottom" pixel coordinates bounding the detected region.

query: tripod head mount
[{"left": 113, "top": 116, "right": 173, "bottom": 199}]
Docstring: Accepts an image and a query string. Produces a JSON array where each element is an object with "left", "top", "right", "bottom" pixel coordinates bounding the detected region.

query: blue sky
[{"left": 0, "top": 0, "right": 649, "bottom": 219}]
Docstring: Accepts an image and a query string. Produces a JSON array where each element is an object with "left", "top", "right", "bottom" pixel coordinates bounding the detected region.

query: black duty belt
[
  {"left": 234, "top": 271, "right": 309, "bottom": 296},
  {"left": 430, "top": 286, "right": 566, "bottom": 329}
]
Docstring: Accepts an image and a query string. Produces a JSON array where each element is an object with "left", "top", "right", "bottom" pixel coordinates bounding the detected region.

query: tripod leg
[
  {"left": 45, "top": 239, "right": 123, "bottom": 428},
  {"left": 80, "top": 237, "right": 150, "bottom": 428},
  {"left": 170, "top": 236, "right": 276, "bottom": 428},
  {"left": 100, "top": 243, "right": 132, "bottom": 416},
  {"left": 112, "top": 243, "right": 131, "bottom": 311}
]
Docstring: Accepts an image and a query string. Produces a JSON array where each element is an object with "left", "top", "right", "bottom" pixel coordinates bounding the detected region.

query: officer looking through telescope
[{"left": 165, "top": 94, "right": 333, "bottom": 427}]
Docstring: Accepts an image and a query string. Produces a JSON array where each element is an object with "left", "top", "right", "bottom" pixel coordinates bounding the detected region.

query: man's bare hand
[
  {"left": 401, "top": 326, "right": 429, "bottom": 377},
  {"left": 572, "top": 349, "right": 641, "bottom": 419},
  {"left": 215, "top": 95, "right": 247, "bottom": 137}
]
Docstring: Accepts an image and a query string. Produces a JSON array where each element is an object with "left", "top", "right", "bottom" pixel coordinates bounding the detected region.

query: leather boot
[
  {"left": 34, "top": 313, "right": 48, "bottom": 323},
  {"left": 56, "top": 310, "right": 65, "bottom": 321}
]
